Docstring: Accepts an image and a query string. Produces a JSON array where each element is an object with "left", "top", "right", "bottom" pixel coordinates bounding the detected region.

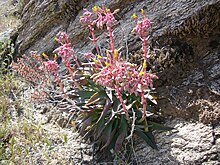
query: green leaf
[
  {"left": 79, "top": 116, "right": 92, "bottom": 136},
  {"left": 133, "top": 108, "right": 142, "bottom": 118},
  {"left": 135, "top": 126, "right": 158, "bottom": 150},
  {"left": 77, "top": 90, "right": 96, "bottom": 99},
  {"left": 86, "top": 79, "right": 101, "bottom": 91},
  {"left": 145, "top": 131, "right": 158, "bottom": 150},
  {"left": 86, "top": 98, "right": 102, "bottom": 106},
  {"left": 101, "top": 117, "right": 119, "bottom": 150},
  {"left": 104, "top": 115, "right": 126, "bottom": 152},
  {"left": 114, "top": 115, "right": 127, "bottom": 151},
  {"left": 96, "top": 99, "right": 112, "bottom": 124},
  {"left": 86, "top": 90, "right": 107, "bottom": 106},
  {"left": 112, "top": 99, "right": 121, "bottom": 112},
  {"left": 100, "top": 120, "right": 113, "bottom": 150},
  {"left": 94, "top": 117, "right": 105, "bottom": 140},
  {"left": 148, "top": 121, "right": 174, "bottom": 131}
]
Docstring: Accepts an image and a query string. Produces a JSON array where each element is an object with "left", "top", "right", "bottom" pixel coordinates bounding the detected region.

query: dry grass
[
  {"left": 0, "top": 72, "right": 92, "bottom": 164},
  {"left": 0, "top": 0, "right": 22, "bottom": 33}
]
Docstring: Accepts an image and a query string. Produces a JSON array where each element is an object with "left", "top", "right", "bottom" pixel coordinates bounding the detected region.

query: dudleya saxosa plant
[
  {"left": 12, "top": 5, "right": 173, "bottom": 156},
  {"left": 76, "top": 6, "right": 173, "bottom": 154}
]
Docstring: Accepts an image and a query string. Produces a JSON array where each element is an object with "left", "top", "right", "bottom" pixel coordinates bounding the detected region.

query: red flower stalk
[
  {"left": 80, "top": 9, "right": 100, "bottom": 55},
  {"left": 44, "top": 60, "right": 65, "bottom": 94},
  {"left": 132, "top": 10, "right": 151, "bottom": 60},
  {"left": 80, "top": 6, "right": 119, "bottom": 62},
  {"left": 54, "top": 32, "right": 82, "bottom": 89},
  {"left": 54, "top": 32, "right": 80, "bottom": 68},
  {"left": 132, "top": 10, "right": 153, "bottom": 116}
]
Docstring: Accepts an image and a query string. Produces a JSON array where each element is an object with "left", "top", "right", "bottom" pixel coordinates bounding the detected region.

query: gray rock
[{"left": 134, "top": 119, "right": 219, "bottom": 164}]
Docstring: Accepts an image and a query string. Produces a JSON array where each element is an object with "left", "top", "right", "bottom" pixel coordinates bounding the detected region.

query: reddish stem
[
  {"left": 64, "top": 59, "right": 82, "bottom": 90},
  {"left": 115, "top": 82, "right": 127, "bottom": 113},
  {"left": 143, "top": 35, "right": 148, "bottom": 60},
  {"left": 108, "top": 26, "right": 115, "bottom": 60},
  {"left": 53, "top": 70, "right": 65, "bottom": 94},
  {"left": 89, "top": 24, "right": 100, "bottom": 55}
]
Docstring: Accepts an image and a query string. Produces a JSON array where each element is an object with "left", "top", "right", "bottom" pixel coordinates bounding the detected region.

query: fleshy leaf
[
  {"left": 100, "top": 120, "right": 113, "bottom": 150},
  {"left": 135, "top": 126, "right": 158, "bottom": 150},
  {"left": 96, "top": 99, "right": 112, "bottom": 123},
  {"left": 114, "top": 116, "right": 127, "bottom": 151},
  {"left": 112, "top": 99, "right": 121, "bottom": 112},
  {"left": 94, "top": 117, "right": 105, "bottom": 140},
  {"left": 101, "top": 117, "right": 119, "bottom": 150},
  {"left": 148, "top": 121, "right": 174, "bottom": 131},
  {"left": 78, "top": 90, "right": 96, "bottom": 99},
  {"left": 86, "top": 90, "right": 107, "bottom": 105},
  {"left": 79, "top": 116, "right": 92, "bottom": 136}
]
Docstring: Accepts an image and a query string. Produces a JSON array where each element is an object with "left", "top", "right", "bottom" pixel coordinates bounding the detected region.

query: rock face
[
  {"left": 16, "top": 0, "right": 220, "bottom": 164},
  {"left": 134, "top": 118, "right": 220, "bottom": 164}
]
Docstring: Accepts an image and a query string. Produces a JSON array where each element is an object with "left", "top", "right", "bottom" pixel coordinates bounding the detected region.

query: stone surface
[
  {"left": 13, "top": 0, "right": 220, "bottom": 164},
  {"left": 134, "top": 118, "right": 219, "bottom": 164}
]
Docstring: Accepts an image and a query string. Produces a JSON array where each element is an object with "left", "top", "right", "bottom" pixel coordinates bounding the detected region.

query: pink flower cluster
[
  {"left": 44, "top": 60, "right": 59, "bottom": 72},
  {"left": 80, "top": 6, "right": 119, "bottom": 56},
  {"left": 44, "top": 59, "right": 65, "bottom": 94},
  {"left": 90, "top": 55, "right": 157, "bottom": 115},
  {"left": 80, "top": 9, "right": 94, "bottom": 26},
  {"left": 80, "top": 6, "right": 118, "bottom": 29},
  {"left": 132, "top": 11, "right": 151, "bottom": 59},
  {"left": 55, "top": 32, "right": 70, "bottom": 44},
  {"left": 54, "top": 32, "right": 78, "bottom": 68},
  {"left": 92, "top": 61, "right": 157, "bottom": 95},
  {"left": 132, "top": 13, "right": 151, "bottom": 39},
  {"left": 81, "top": 7, "right": 157, "bottom": 116},
  {"left": 54, "top": 32, "right": 81, "bottom": 89}
]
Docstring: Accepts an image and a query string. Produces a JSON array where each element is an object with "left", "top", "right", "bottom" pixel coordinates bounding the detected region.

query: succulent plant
[{"left": 11, "top": 5, "right": 174, "bottom": 160}]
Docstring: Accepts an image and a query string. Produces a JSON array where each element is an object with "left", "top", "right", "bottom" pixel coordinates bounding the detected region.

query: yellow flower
[
  {"left": 114, "top": 49, "right": 119, "bottom": 58},
  {"left": 105, "top": 62, "right": 110, "bottom": 67},
  {"left": 153, "top": 96, "right": 158, "bottom": 100},
  {"left": 54, "top": 38, "right": 59, "bottom": 42},
  {"left": 105, "top": 8, "right": 110, "bottom": 12},
  {"left": 133, "top": 13, "right": 137, "bottom": 19},
  {"left": 54, "top": 54, "right": 58, "bottom": 58},
  {"left": 92, "top": 6, "right": 100, "bottom": 12},
  {"left": 141, "top": 9, "right": 145, "bottom": 14},
  {"left": 42, "top": 53, "right": 47, "bottom": 57},
  {"left": 143, "top": 59, "right": 147, "bottom": 69},
  {"left": 93, "top": 58, "right": 98, "bottom": 63},
  {"left": 139, "top": 70, "right": 144, "bottom": 76},
  {"left": 97, "top": 54, "right": 102, "bottom": 59}
]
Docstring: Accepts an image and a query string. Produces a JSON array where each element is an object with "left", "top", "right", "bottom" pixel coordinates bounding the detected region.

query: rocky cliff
[{"left": 15, "top": 0, "right": 220, "bottom": 164}]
